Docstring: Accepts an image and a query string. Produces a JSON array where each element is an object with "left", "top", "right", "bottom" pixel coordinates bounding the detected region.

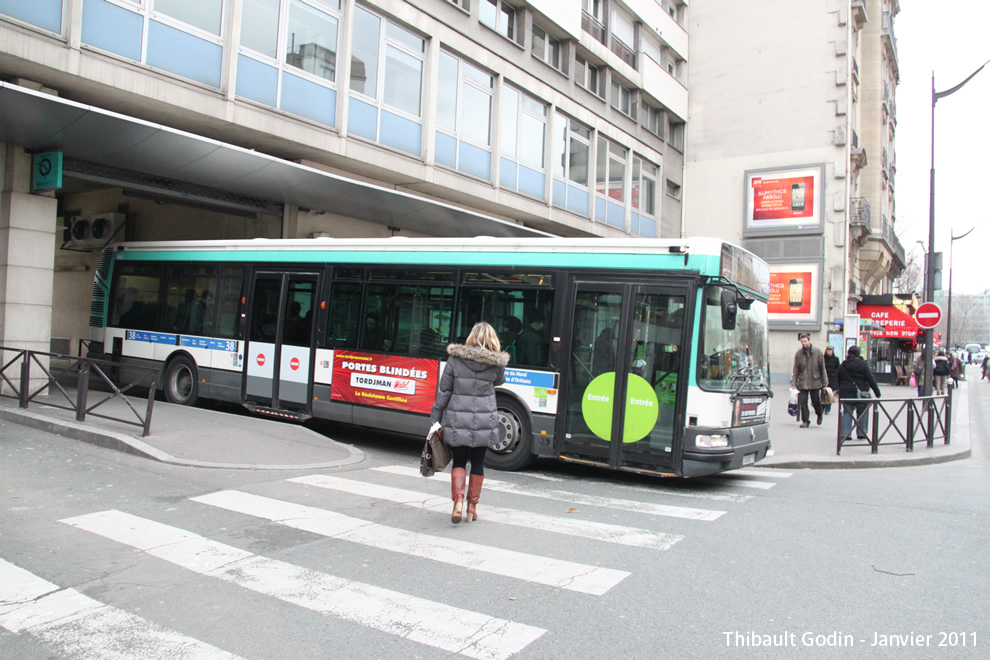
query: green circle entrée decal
[{"left": 582, "top": 373, "right": 660, "bottom": 443}]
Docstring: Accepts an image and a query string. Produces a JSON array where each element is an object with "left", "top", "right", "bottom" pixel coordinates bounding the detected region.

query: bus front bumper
[{"left": 681, "top": 424, "right": 770, "bottom": 477}]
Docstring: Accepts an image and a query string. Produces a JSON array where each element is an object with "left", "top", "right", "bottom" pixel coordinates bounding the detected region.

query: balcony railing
[
  {"left": 850, "top": 197, "right": 871, "bottom": 226},
  {"left": 582, "top": 11, "right": 606, "bottom": 46},
  {"left": 881, "top": 214, "right": 906, "bottom": 264},
  {"left": 882, "top": 11, "right": 899, "bottom": 62},
  {"left": 611, "top": 37, "right": 636, "bottom": 69}
]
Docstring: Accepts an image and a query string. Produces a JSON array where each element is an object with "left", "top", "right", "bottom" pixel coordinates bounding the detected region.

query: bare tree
[
  {"left": 949, "top": 295, "right": 988, "bottom": 346},
  {"left": 893, "top": 251, "right": 923, "bottom": 296}
]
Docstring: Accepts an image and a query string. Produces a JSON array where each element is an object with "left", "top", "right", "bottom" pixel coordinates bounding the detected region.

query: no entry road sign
[{"left": 915, "top": 302, "right": 942, "bottom": 329}]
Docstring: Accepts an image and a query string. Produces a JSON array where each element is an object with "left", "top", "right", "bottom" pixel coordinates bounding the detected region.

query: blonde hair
[{"left": 466, "top": 321, "right": 501, "bottom": 352}]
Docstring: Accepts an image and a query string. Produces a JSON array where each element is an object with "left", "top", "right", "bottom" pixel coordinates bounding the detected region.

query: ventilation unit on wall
[{"left": 65, "top": 213, "right": 125, "bottom": 250}]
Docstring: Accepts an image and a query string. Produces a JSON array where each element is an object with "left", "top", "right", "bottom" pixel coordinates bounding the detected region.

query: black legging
[{"left": 451, "top": 446, "right": 487, "bottom": 476}]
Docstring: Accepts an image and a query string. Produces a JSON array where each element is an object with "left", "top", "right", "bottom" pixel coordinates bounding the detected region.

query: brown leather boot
[
  {"left": 450, "top": 468, "right": 466, "bottom": 524},
  {"left": 465, "top": 474, "right": 484, "bottom": 523}
]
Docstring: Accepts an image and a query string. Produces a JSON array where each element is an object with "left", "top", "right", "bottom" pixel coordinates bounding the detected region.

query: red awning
[{"left": 857, "top": 304, "right": 923, "bottom": 339}]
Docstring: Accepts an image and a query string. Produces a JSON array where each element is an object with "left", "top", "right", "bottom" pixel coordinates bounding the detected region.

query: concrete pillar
[{"left": 0, "top": 144, "right": 57, "bottom": 393}]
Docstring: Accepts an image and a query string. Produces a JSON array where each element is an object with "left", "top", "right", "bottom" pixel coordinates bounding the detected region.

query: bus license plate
[{"left": 743, "top": 453, "right": 756, "bottom": 465}]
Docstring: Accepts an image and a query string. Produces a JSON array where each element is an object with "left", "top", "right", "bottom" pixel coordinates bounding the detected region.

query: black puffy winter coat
[{"left": 430, "top": 344, "right": 509, "bottom": 448}]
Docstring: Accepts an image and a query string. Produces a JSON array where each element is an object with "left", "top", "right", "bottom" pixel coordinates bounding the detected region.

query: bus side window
[
  {"left": 326, "top": 281, "right": 361, "bottom": 349},
  {"left": 456, "top": 285, "right": 554, "bottom": 367}
]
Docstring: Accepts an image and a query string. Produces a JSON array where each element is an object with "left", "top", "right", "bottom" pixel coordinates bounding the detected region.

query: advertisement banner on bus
[{"left": 331, "top": 351, "right": 439, "bottom": 413}]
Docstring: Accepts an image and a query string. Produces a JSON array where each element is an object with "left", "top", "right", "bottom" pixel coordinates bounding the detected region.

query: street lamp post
[
  {"left": 946, "top": 227, "right": 976, "bottom": 354},
  {"left": 925, "top": 60, "right": 990, "bottom": 396}
]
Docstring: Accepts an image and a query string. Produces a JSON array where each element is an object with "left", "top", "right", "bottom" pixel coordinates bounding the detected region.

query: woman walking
[
  {"left": 822, "top": 346, "right": 840, "bottom": 414},
  {"left": 430, "top": 322, "right": 509, "bottom": 524}
]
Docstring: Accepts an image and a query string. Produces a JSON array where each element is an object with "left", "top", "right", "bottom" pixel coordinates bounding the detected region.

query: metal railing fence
[
  {"left": 836, "top": 390, "right": 951, "bottom": 455},
  {"left": 0, "top": 346, "right": 159, "bottom": 436}
]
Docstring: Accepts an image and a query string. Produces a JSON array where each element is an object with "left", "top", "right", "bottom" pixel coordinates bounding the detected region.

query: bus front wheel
[
  {"left": 164, "top": 355, "right": 199, "bottom": 406},
  {"left": 487, "top": 398, "right": 536, "bottom": 471}
]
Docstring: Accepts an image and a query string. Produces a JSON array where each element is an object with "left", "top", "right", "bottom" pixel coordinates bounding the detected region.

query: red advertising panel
[
  {"left": 857, "top": 304, "right": 922, "bottom": 339},
  {"left": 331, "top": 351, "right": 439, "bottom": 414},
  {"left": 751, "top": 175, "right": 816, "bottom": 221},
  {"left": 769, "top": 270, "right": 812, "bottom": 315},
  {"left": 744, "top": 165, "right": 823, "bottom": 235}
]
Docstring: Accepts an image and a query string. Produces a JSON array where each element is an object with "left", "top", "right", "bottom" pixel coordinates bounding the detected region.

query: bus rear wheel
[
  {"left": 486, "top": 398, "right": 536, "bottom": 471},
  {"left": 164, "top": 355, "right": 199, "bottom": 406}
]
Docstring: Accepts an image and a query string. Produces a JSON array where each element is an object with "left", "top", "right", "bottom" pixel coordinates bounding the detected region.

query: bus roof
[
  {"left": 109, "top": 237, "right": 769, "bottom": 297},
  {"left": 112, "top": 236, "right": 728, "bottom": 255}
]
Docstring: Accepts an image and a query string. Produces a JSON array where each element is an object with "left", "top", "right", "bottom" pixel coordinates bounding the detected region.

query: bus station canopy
[{"left": 0, "top": 81, "right": 551, "bottom": 239}]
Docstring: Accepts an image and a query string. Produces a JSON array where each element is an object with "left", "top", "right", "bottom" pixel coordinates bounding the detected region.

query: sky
[{"left": 893, "top": 1, "right": 990, "bottom": 296}]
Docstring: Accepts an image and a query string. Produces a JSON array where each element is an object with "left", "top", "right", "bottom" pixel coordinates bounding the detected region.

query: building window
[
  {"left": 481, "top": 0, "right": 517, "bottom": 42},
  {"left": 630, "top": 157, "right": 658, "bottom": 237},
  {"left": 155, "top": 0, "right": 223, "bottom": 35},
  {"left": 666, "top": 179, "right": 681, "bottom": 200},
  {"left": 79, "top": 0, "right": 226, "bottom": 87},
  {"left": 446, "top": 0, "right": 470, "bottom": 9},
  {"left": 348, "top": 6, "right": 425, "bottom": 156},
  {"left": 609, "top": 6, "right": 636, "bottom": 68},
  {"left": 610, "top": 81, "right": 636, "bottom": 119},
  {"left": 500, "top": 85, "right": 548, "bottom": 199},
  {"left": 532, "top": 24, "right": 562, "bottom": 71},
  {"left": 642, "top": 102, "right": 663, "bottom": 138},
  {"left": 669, "top": 120, "right": 685, "bottom": 150},
  {"left": 582, "top": 0, "right": 605, "bottom": 43},
  {"left": 233, "top": 0, "right": 341, "bottom": 126},
  {"left": 595, "top": 137, "right": 627, "bottom": 228},
  {"left": 552, "top": 113, "right": 592, "bottom": 216},
  {"left": 576, "top": 56, "right": 604, "bottom": 98},
  {"left": 436, "top": 51, "right": 494, "bottom": 180}
]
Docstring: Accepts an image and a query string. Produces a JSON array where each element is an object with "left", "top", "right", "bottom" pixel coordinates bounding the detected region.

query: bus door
[
  {"left": 244, "top": 271, "right": 318, "bottom": 413},
  {"left": 560, "top": 281, "right": 689, "bottom": 472}
]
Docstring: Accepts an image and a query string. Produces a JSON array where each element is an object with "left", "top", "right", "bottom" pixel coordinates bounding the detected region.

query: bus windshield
[{"left": 697, "top": 286, "right": 769, "bottom": 392}]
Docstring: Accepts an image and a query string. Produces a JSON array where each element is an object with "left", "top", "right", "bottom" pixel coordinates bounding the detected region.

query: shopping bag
[
  {"left": 909, "top": 373, "right": 917, "bottom": 388},
  {"left": 419, "top": 437, "right": 436, "bottom": 477},
  {"left": 787, "top": 387, "right": 799, "bottom": 417},
  {"left": 428, "top": 427, "right": 451, "bottom": 472}
]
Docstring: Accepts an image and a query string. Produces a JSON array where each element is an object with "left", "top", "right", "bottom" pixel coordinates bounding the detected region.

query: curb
[
  {"left": 0, "top": 406, "right": 366, "bottom": 471},
  {"left": 758, "top": 446, "right": 971, "bottom": 470}
]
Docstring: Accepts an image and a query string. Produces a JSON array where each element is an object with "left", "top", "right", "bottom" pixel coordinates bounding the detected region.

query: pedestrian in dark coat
[
  {"left": 791, "top": 333, "right": 828, "bottom": 427},
  {"left": 836, "top": 345, "right": 881, "bottom": 441},
  {"left": 822, "top": 346, "right": 840, "bottom": 415},
  {"left": 431, "top": 322, "right": 509, "bottom": 524}
]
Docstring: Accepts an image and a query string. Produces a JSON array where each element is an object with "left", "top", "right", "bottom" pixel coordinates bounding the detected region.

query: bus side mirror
[{"left": 721, "top": 289, "right": 738, "bottom": 330}]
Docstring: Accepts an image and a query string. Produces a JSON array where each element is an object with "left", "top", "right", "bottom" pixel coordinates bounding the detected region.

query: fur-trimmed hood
[{"left": 446, "top": 343, "right": 510, "bottom": 368}]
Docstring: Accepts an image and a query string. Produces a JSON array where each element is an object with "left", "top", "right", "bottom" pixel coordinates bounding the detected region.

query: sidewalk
[
  {"left": 0, "top": 389, "right": 365, "bottom": 470},
  {"left": 0, "top": 374, "right": 973, "bottom": 471},
  {"left": 760, "top": 374, "right": 972, "bottom": 469}
]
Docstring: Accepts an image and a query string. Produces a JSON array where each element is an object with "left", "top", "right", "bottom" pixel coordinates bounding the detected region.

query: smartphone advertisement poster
[
  {"left": 744, "top": 165, "right": 823, "bottom": 234},
  {"left": 768, "top": 263, "right": 820, "bottom": 326},
  {"left": 331, "top": 351, "right": 439, "bottom": 413}
]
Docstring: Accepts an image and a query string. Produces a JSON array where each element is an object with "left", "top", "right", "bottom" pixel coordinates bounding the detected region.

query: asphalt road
[{"left": 1, "top": 398, "right": 987, "bottom": 659}]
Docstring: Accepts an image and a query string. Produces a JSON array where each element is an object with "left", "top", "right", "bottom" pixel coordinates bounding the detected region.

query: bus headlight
[{"left": 695, "top": 434, "right": 729, "bottom": 448}]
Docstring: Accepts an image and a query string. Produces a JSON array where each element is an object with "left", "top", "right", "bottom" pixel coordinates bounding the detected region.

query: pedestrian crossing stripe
[
  {"left": 731, "top": 468, "right": 793, "bottom": 478},
  {"left": 0, "top": 558, "right": 243, "bottom": 660},
  {"left": 59, "top": 510, "right": 546, "bottom": 660},
  {"left": 289, "top": 474, "right": 684, "bottom": 550},
  {"left": 516, "top": 471, "right": 755, "bottom": 502},
  {"left": 696, "top": 476, "right": 777, "bottom": 490},
  {"left": 375, "top": 466, "right": 727, "bottom": 521},
  {"left": 191, "top": 489, "right": 630, "bottom": 595}
]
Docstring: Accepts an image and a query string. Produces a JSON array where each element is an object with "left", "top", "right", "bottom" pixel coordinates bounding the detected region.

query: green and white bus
[{"left": 88, "top": 237, "right": 771, "bottom": 477}]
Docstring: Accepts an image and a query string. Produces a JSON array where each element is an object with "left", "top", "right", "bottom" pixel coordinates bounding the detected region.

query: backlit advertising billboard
[
  {"left": 768, "top": 262, "right": 821, "bottom": 329},
  {"left": 744, "top": 164, "right": 824, "bottom": 235}
]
